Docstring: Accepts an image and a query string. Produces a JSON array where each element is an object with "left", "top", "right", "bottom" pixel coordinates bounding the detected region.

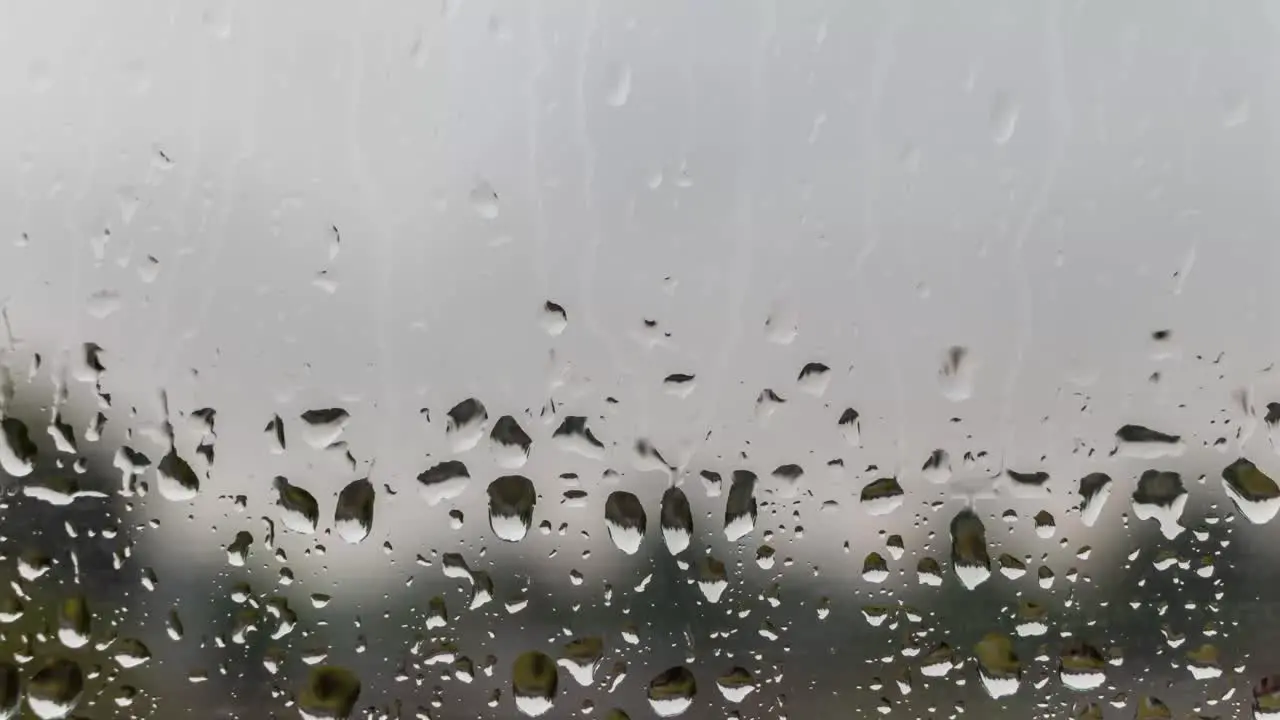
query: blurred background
[{"left": 0, "top": 0, "right": 1279, "bottom": 717}]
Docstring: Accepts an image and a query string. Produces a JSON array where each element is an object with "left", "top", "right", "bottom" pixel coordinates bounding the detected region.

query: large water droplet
[
  {"left": 512, "top": 651, "right": 557, "bottom": 717},
  {"left": 552, "top": 416, "right": 605, "bottom": 460},
  {"left": 298, "top": 666, "right": 361, "bottom": 720},
  {"left": 659, "top": 487, "right": 693, "bottom": 555},
  {"left": 446, "top": 398, "right": 489, "bottom": 453},
  {"left": 155, "top": 449, "right": 200, "bottom": 502},
  {"left": 1131, "top": 469, "right": 1187, "bottom": 540},
  {"left": 647, "top": 666, "right": 696, "bottom": 718},
  {"left": 26, "top": 658, "right": 83, "bottom": 720},
  {"left": 490, "top": 415, "right": 533, "bottom": 469},
  {"left": 1221, "top": 458, "right": 1280, "bottom": 524},
  {"left": 417, "top": 460, "right": 471, "bottom": 506},
  {"left": 950, "top": 508, "right": 991, "bottom": 590},
  {"left": 0, "top": 418, "right": 36, "bottom": 477},
  {"left": 300, "top": 408, "right": 350, "bottom": 450},
  {"left": 723, "top": 471, "right": 757, "bottom": 541},
  {"left": 558, "top": 637, "right": 603, "bottom": 687},
  {"left": 334, "top": 477, "right": 375, "bottom": 544},
  {"left": 56, "top": 595, "right": 90, "bottom": 649},
  {"left": 274, "top": 476, "right": 319, "bottom": 534},
  {"left": 1077, "top": 472, "right": 1113, "bottom": 527},
  {"left": 488, "top": 475, "right": 537, "bottom": 542},
  {"left": 604, "top": 491, "right": 646, "bottom": 554}
]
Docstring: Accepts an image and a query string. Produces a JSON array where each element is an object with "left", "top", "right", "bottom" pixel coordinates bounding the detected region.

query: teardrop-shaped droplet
[
  {"left": 723, "top": 471, "right": 757, "bottom": 541},
  {"left": 659, "top": 487, "right": 693, "bottom": 555},
  {"left": 334, "top": 477, "right": 375, "bottom": 544},
  {"left": 156, "top": 449, "right": 200, "bottom": 502},
  {"left": 488, "top": 475, "right": 536, "bottom": 542},
  {"left": 950, "top": 508, "right": 991, "bottom": 590},
  {"left": 490, "top": 415, "right": 533, "bottom": 469},
  {"left": 26, "top": 658, "right": 83, "bottom": 720},
  {"left": 446, "top": 398, "right": 489, "bottom": 453},
  {"left": 274, "top": 476, "right": 319, "bottom": 534},
  {"left": 0, "top": 418, "right": 36, "bottom": 477},
  {"left": 512, "top": 651, "right": 557, "bottom": 717},
  {"left": 1077, "top": 472, "right": 1112, "bottom": 527},
  {"left": 299, "top": 665, "right": 361, "bottom": 720},
  {"left": 647, "top": 666, "right": 697, "bottom": 718},
  {"left": 604, "top": 491, "right": 646, "bottom": 554}
]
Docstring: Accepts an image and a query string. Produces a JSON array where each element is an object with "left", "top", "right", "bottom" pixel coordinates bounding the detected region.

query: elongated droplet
[{"left": 335, "top": 477, "right": 375, "bottom": 544}]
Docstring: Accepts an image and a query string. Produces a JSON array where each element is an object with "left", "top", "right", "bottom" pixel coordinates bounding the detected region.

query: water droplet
[
  {"left": 1059, "top": 641, "right": 1106, "bottom": 691},
  {"left": 113, "top": 638, "right": 151, "bottom": 669},
  {"left": 552, "top": 416, "right": 605, "bottom": 460},
  {"left": 860, "top": 477, "right": 904, "bottom": 516},
  {"left": 0, "top": 418, "right": 36, "bottom": 477},
  {"left": 1222, "top": 458, "right": 1280, "bottom": 524},
  {"left": 446, "top": 398, "right": 489, "bottom": 453},
  {"left": 647, "top": 666, "right": 696, "bottom": 718},
  {"left": 156, "top": 449, "right": 200, "bottom": 502},
  {"left": 490, "top": 416, "right": 533, "bottom": 469},
  {"left": 264, "top": 414, "right": 286, "bottom": 454},
  {"left": 21, "top": 477, "right": 106, "bottom": 506},
  {"left": 723, "top": 471, "right": 757, "bottom": 541},
  {"left": 300, "top": 408, "right": 349, "bottom": 450},
  {"left": 417, "top": 460, "right": 471, "bottom": 506},
  {"left": 796, "top": 362, "right": 831, "bottom": 397},
  {"left": 659, "top": 487, "right": 693, "bottom": 555},
  {"left": 604, "top": 491, "right": 646, "bottom": 554},
  {"left": 1077, "top": 472, "right": 1113, "bottom": 527},
  {"left": 488, "top": 475, "right": 537, "bottom": 542},
  {"left": 1131, "top": 470, "right": 1187, "bottom": 540},
  {"left": 715, "top": 667, "right": 754, "bottom": 703},
  {"left": 922, "top": 449, "right": 951, "bottom": 484},
  {"left": 1115, "top": 424, "right": 1185, "bottom": 459},
  {"left": 838, "top": 408, "right": 861, "bottom": 447},
  {"left": 974, "top": 633, "right": 1020, "bottom": 698},
  {"left": 698, "top": 556, "right": 728, "bottom": 603},
  {"left": 298, "top": 666, "right": 361, "bottom": 720},
  {"left": 335, "top": 477, "right": 375, "bottom": 544},
  {"left": 512, "top": 651, "right": 557, "bottom": 717},
  {"left": 56, "top": 596, "right": 90, "bottom": 649},
  {"left": 662, "top": 373, "right": 696, "bottom": 399},
  {"left": 558, "top": 637, "right": 603, "bottom": 687},
  {"left": 950, "top": 508, "right": 991, "bottom": 590},
  {"left": 540, "top": 301, "right": 567, "bottom": 336},
  {"left": 274, "top": 476, "right": 319, "bottom": 534},
  {"left": 26, "top": 658, "right": 83, "bottom": 720}
]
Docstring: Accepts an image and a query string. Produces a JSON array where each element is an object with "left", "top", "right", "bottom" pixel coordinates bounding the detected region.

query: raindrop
[
  {"left": 335, "top": 477, "right": 375, "bottom": 544},
  {"left": 264, "top": 414, "right": 286, "bottom": 454},
  {"left": 298, "top": 666, "right": 361, "bottom": 720},
  {"left": 490, "top": 416, "right": 533, "bottom": 469},
  {"left": 1221, "top": 458, "right": 1280, "bottom": 525},
  {"left": 662, "top": 373, "right": 696, "bottom": 398},
  {"left": 716, "top": 667, "right": 755, "bottom": 703},
  {"left": 860, "top": 477, "right": 905, "bottom": 516},
  {"left": 1033, "top": 510, "right": 1056, "bottom": 539},
  {"left": 85, "top": 289, "right": 121, "bottom": 319},
  {"left": 0, "top": 418, "right": 36, "bottom": 477},
  {"left": 26, "top": 658, "right": 83, "bottom": 720},
  {"left": 299, "top": 408, "right": 350, "bottom": 450},
  {"left": 1015, "top": 601, "right": 1048, "bottom": 637},
  {"left": 723, "top": 471, "right": 758, "bottom": 541},
  {"left": 950, "top": 508, "right": 991, "bottom": 590},
  {"left": 21, "top": 477, "right": 106, "bottom": 506},
  {"left": 540, "top": 301, "right": 567, "bottom": 336},
  {"left": 226, "top": 531, "right": 252, "bottom": 567},
  {"left": 1185, "top": 644, "right": 1222, "bottom": 680},
  {"left": 56, "top": 596, "right": 90, "bottom": 649},
  {"left": 1078, "top": 472, "right": 1113, "bottom": 527},
  {"left": 1253, "top": 675, "right": 1280, "bottom": 719},
  {"left": 156, "top": 449, "right": 200, "bottom": 502},
  {"left": 604, "top": 491, "right": 646, "bottom": 554},
  {"left": 552, "top": 416, "right": 605, "bottom": 459},
  {"left": 700, "top": 470, "right": 722, "bottom": 497},
  {"left": 838, "top": 408, "right": 861, "bottom": 447},
  {"left": 113, "top": 638, "right": 151, "bottom": 669},
  {"left": 512, "top": 651, "right": 557, "bottom": 717},
  {"left": 417, "top": 460, "right": 471, "bottom": 506},
  {"left": 660, "top": 487, "right": 693, "bottom": 555},
  {"left": 771, "top": 463, "right": 804, "bottom": 497},
  {"left": 1134, "top": 695, "right": 1171, "bottom": 719},
  {"left": 488, "top": 475, "right": 537, "bottom": 542},
  {"left": 446, "top": 399, "right": 489, "bottom": 453},
  {"left": 1116, "top": 424, "right": 1185, "bottom": 459},
  {"left": 796, "top": 362, "right": 831, "bottom": 397},
  {"left": 917, "top": 557, "right": 943, "bottom": 586},
  {"left": 1059, "top": 641, "right": 1106, "bottom": 691},
  {"left": 273, "top": 476, "right": 319, "bottom": 534},
  {"left": 861, "top": 552, "right": 889, "bottom": 583},
  {"left": 922, "top": 449, "right": 951, "bottom": 484},
  {"left": 754, "top": 389, "right": 786, "bottom": 423},
  {"left": 698, "top": 556, "right": 728, "bottom": 603},
  {"left": 1131, "top": 470, "right": 1187, "bottom": 539},
  {"left": 920, "top": 643, "right": 955, "bottom": 677},
  {"left": 558, "top": 637, "right": 603, "bottom": 687},
  {"left": 647, "top": 666, "right": 696, "bottom": 718}
]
